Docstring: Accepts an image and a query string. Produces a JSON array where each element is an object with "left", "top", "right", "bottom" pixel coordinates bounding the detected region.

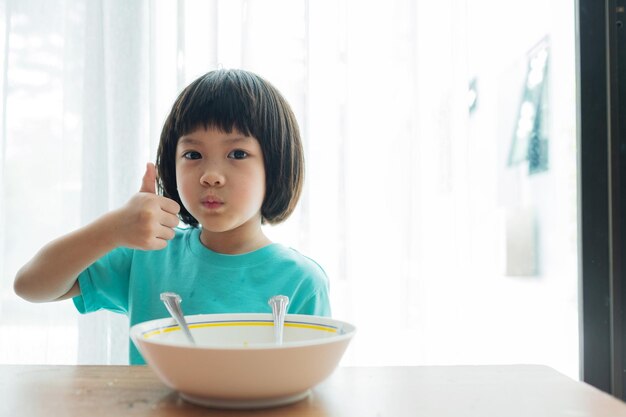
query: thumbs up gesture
[
  {"left": 140, "top": 162, "right": 159, "bottom": 194},
  {"left": 113, "top": 162, "right": 181, "bottom": 250}
]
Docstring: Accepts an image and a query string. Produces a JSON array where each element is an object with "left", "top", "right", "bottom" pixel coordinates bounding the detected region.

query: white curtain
[{"left": 0, "top": 0, "right": 578, "bottom": 377}]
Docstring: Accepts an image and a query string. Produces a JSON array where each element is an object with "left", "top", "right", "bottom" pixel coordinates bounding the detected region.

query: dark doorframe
[{"left": 578, "top": 0, "right": 626, "bottom": 398}]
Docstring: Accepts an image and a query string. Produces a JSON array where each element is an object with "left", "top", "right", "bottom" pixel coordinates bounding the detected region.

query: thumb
[{"left": 140, "top": 162, "right": 157, "bottom": 194}]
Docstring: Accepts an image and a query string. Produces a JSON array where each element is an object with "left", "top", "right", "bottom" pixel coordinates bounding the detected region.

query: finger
[
  {"left": 160, "top": 213, "right": 180, "bottom": 229},
  {"left": 140, "top": 162, "right": 157, "bottom": 194},
  {"left": 158, "top": 196, "right": 181, "bottom": 215},
  {"left": 156, "top": 226, "right": 176, "bottom": 241}
]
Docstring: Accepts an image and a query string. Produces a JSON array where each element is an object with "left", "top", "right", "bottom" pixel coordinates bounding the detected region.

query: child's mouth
[{"left": 202, "top": 201, "right": 223, "bottom": 209}]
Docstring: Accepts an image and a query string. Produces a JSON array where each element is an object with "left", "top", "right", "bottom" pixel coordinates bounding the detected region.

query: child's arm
[{"left": 13, "top": 163, "right": 180, "bottom": 303}]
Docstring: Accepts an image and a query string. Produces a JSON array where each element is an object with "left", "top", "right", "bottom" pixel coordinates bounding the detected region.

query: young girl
[{"left": 13, "top": 69, "right": 331, "bottom": 365}]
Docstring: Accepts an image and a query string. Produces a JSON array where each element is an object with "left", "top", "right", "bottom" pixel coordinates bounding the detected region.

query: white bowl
[{"left": 130, "top": 313, "right": 356, "bottom": 409}]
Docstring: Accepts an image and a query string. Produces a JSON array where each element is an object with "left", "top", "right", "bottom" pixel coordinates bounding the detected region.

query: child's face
[{"left": 175, "top": 126, "right": 266, "bottom": 240}]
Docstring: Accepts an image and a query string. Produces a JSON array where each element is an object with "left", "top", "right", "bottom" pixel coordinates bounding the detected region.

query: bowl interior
[{"left": 131, "top": 313, "right": 355, "bottom": 349}]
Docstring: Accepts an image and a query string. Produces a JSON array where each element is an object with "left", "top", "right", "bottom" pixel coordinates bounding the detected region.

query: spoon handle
[
  {"left": 160, "top": 292, "right": 196, "bottom": 345},
  {"left": 268, "top": 295, "right": 290, "bottom": 345}
]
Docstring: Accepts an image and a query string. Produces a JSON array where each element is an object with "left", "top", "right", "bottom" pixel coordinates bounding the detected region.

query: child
[{"left": 13, "top": 69, "right": 331, "bottom": 365}]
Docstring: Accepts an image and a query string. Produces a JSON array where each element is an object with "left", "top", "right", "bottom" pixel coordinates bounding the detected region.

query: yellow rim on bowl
[{"left": 141, "top": 318, "right": 339, "bottom": 340}]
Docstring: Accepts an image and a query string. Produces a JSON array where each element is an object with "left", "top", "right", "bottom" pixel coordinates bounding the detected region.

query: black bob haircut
[{"left": 156, "top": 69, "right": 304, "bottom": 227}]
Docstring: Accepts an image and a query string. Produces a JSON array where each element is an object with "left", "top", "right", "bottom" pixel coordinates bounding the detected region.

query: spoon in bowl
[
  {"left": 160, "top": 292, "right": 196, "bottom": 345},
  {"left": 268, "top": 295, "right": 290, "bottom": 345}
]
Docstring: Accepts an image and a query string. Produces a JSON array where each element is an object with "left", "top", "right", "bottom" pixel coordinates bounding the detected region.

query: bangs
[{"left": 172, "top": 71, "right": 257, "bottom": 137}]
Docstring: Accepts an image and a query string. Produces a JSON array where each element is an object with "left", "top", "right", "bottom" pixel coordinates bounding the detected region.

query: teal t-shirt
[{"left": 72, "top": 227, "right": 331, "bottom": 364}]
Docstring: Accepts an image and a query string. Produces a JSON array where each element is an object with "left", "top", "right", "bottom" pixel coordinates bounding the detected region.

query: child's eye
[
  {"left": 228, "top": 149, "right": 248, "bottom": 160},
  {"left": 182, "top": 151, "right": 202, "bottom": 160}
]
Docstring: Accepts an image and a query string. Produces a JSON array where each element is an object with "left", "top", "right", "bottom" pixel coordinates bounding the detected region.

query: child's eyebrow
[
  {"left": 227, "top": 136, "right": 255, "bottom": 143},
  {"left": 178, "top": 137, "right": 203, "bottom": 146},
  {"left": 178, "top": 135, "right": 255, "bottom": 146}
]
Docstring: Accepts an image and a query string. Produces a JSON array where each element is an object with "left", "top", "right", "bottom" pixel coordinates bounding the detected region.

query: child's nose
[{"left": 200, "top": 169, "right": 225, "bottom": 187}]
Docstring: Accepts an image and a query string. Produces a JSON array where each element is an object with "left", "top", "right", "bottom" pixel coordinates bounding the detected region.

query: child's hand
[{"left": 113, "top": 163, "right": 181, "bottom": 250}]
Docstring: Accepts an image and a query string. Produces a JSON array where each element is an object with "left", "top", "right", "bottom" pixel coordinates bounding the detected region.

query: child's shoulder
[{"left": 269, "top": 244, "right": 327, "bottom": 278}]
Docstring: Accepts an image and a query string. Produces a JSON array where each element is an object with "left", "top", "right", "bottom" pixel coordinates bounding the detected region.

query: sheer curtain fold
[
  {"left": 0, "top": 0, "right": 8, "bottom": 298},
  {"left": 78, "top": 0, "right": 151, "bottom": 364}
]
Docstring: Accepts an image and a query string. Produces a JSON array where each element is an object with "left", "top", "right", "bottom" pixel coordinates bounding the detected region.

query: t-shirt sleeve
[
  {"left": 72, "top": 247, "right": 133, "bottom": 315},
  {"left": 289, "top": 256, "right": 332, "bottom": 317},
  {"left": 295, "top": 286, "right": 332, "bottom": 316}
]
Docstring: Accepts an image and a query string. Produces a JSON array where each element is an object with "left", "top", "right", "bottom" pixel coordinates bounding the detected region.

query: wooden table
[{"left": 2, "top": 365, "right": 626, "bottom": 416}]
